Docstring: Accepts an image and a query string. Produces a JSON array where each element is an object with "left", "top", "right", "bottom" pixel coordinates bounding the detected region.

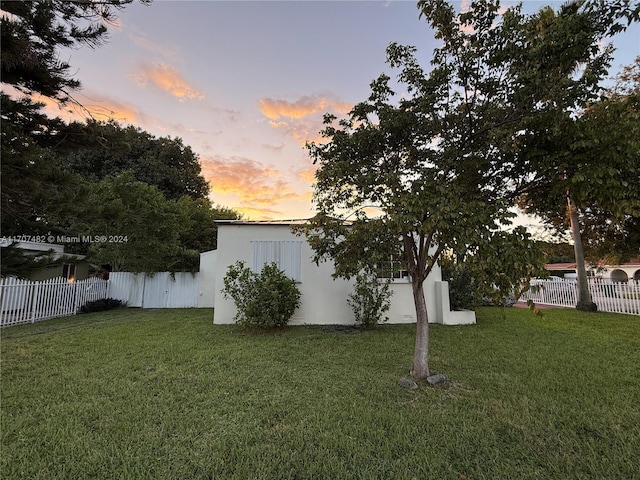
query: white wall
[
  {"left": 108, "top": 272, "right": 199, "bottom": 308},
  {"left": 198, "top": 250, "right": 217, "bottom": 307},
  {"left": 213, "top": 223, "right": 442, "bottom": 325}
]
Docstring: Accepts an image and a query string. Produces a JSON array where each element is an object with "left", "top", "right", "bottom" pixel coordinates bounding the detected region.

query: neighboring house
[
  {"left": 212, "top": 220, "right": 474, "bottom": 326},
  {"left": 546, "top": 260, "right": 640, "bottom": 282},
  {"left": 0, "top": 240, "right": 91, "bottom": 282}
]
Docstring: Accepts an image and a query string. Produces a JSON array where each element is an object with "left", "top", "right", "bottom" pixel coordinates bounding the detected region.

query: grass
[{"left": 1, "top": 307, "right": 639, "bottom": 479}]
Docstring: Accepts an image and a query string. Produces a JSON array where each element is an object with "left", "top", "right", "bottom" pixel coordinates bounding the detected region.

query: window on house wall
[
  {"left": 62, "top": 263, "right": 76, "bottom": 282},
  {"left": 251, "top": 240, "right": 302, "bottom": 282},
  {"left": 376, "top": 258, "right": 409, "bottom": 280}
]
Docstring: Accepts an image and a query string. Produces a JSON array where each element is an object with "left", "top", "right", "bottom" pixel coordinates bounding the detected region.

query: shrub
[
  {"left": 79, "top": 298, "right": 127, "bottom": 314},
  {"left": 441, "top": 257, "right": 516, "bottom": 309},
  {"left": 222, "top": 261, "right": 301, "bottom": 328},
  {"left": 347, "top": 268, "right": 393, "bottom": 328},
  {"left": 440, "top": 259, "right": 480, "bottom": 310}
]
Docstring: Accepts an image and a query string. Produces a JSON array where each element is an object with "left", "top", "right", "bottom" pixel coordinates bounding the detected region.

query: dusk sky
[{"left": 35, "top": 0, "right": 640, "bottom": 220}]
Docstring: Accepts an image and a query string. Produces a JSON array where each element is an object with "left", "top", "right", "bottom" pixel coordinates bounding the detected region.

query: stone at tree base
[
  {"left": 426, "top": 373, "right": 448, "bottom": 386},
  {"left": 398, "top": 378, "right": 418, "bottom": 390}
]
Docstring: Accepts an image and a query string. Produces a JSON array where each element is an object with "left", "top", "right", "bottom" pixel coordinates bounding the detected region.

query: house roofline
[
  {"left": 214, "top": 219, "right": 310, "bottom": 226},
  {"left": 215, "top": 215, "right": 355, "bottom": 226}
]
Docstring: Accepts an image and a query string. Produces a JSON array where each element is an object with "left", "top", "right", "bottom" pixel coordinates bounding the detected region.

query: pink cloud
[
  {"left": 132, "top": 63, "right": 205, "bottom": 100},
  {"left": 259, "top": 94, "right": 351, "bottom": 120},
  {"left": 259, "top": 94, "right": 351, "bottom": 145}
]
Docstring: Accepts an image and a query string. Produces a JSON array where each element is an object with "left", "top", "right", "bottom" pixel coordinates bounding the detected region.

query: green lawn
[{"left": 1, "top": 308, "right": 638, "bottom": 479}]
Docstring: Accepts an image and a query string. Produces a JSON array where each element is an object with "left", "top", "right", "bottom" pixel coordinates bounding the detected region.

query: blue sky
[{"left": 33, "top": 0, "right": 640, "bottom": 220}]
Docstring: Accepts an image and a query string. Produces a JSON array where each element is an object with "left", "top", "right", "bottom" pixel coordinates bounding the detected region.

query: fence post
[
  {"left": 30, "top": 281, "right": 39, "bottom": 323},
  {"left": 72, "top": 281, "right": 79, "bottom": 315}
]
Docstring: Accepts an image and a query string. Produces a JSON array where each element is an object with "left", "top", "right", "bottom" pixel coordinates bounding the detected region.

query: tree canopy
[
  {"left": 57, "top": 120, "right": 210, "bottom": 200},
  {"left": 0, "top": 93, "right": 81, "bottom": 237},
  {"left": 301, "top": 0, "right": 638, "bottom": 378}
]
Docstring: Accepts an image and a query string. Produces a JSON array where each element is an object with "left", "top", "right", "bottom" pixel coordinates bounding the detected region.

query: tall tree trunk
[
  {"left": 410, "top": 278, "right": 430, "bottom": 378},
  {"left": 567, "top": 196, "right": 597, "bottom": 311}
]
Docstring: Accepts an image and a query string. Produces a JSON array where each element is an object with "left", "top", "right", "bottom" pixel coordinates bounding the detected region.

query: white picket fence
[
  {"left": 521, "top": 278, "right": 640, "bottom": 316},
  {"left": 0, "top": 272, "right": 202, "bottom": 327},
  {"left": 0, "top": 277, "right": 109, "bottom": 327}
]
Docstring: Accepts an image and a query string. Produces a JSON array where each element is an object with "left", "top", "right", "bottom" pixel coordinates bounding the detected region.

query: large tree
[
  {"left": 75, "top": 172, "right": 181, "bottom": 272},
  {"left": 302, "top": 0, "right": 638, "bottom": 378},
  {"left": 1, "top": 0, "right": 240, "bottom": 275},
  {"left": 57, "top": 120, "right": 210, "bottom": 200},
  {"left": 516, "top": 47, "right": 640, "bottom": 310},
  {"left": 70, "top": 174, "right": 240, "bottom": 272},
  {"left": 302, "top": 0, "right": 552, "bottom": 379},
  {"left": 1, "top": 1, "right": 140, "bottom": 239}
]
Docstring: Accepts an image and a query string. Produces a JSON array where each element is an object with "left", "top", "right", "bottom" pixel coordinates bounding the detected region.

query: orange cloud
[
  {"left": 234, "top": 206, "right": 284, "bottom": 220},
  {"left": 200, "top": 156, "right": 308, "bottom": 206},
  {"left": 260, "top": 94, "right": 350, "bottom": 146},
  {"left": 259, "top": 95, "right": 351, "bottom": 120},
  {"left": 260, "top": 95, "right": 353, "bottom": 145},
  {"left": 298, "top": 165, "right": 318, "bottom": 185},
  {"left": 268, "top": 119, "right": 327, "bottom": 146},
  {"left": 132, "top": 63, "right": 205, "bottom": 100}
]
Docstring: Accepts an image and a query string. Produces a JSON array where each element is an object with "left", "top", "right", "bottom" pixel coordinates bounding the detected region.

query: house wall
[
  {"left": 30, "top": 262, "right": 90, "bottom": 282},
  {"left": 213, "top": 223, "right": 442, "bottom": 325},
  {"left": 198, "top": 250, "right": 218, "bottom": 307},
  {"left": 0, "top": 241, "right": 90, "bottom": 282},
  {"left": 601, "top": 266, "right": 640, "bottom": 282}
]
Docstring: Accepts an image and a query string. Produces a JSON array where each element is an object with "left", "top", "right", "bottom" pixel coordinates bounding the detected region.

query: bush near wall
[{"left": 222, "top": 261, "right": 301, "bottom": 328}]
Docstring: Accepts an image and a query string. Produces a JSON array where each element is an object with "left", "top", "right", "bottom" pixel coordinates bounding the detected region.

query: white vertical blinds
[{"left": 250, "top": 240, "right": 302, "bottom": 281}]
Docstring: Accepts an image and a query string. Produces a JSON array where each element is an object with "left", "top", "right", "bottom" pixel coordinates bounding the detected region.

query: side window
[
  {"left": 376, "top": 258, "right": 409, "bottom": 280},
  {"left": 251, "top": 240, "right": 302, "bottom": 282},
  {"left": 62, "top": 263, "right": 76, "bottom": 282}
]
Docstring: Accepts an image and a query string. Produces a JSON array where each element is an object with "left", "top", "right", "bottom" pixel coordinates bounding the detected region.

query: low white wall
[
  {"left": 212, "top": 223, "right": 442, "bottom": 325},
  {"left": 434, "top": 281, "right": 476, "bottom": 325}
]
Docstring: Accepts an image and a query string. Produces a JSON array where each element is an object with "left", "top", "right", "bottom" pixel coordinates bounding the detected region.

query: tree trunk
[
  {"left": 410, "top": 278, "right": 430, "bottom": 378},
  {"left": 567, "top": 196, "right": 597, "bottom": 312}
]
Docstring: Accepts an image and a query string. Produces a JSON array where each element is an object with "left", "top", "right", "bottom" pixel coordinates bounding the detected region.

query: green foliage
[
  {"left": 175, "top": 196, "right": 241, "bottom": 254},
  {"left": 78, "top": 298, "right": 127, "bottom": 314},
  {"left": 222, "top": 261, "right": 301, "bottom": 328},
  {"left": 0, "top": 94, "right": 83, "bottom": 237},
  {"left": 74, "top": 172, "right": 181, "bottom": 272},
  {"left": 1, "top": 0, "right": 140, "bottom": 101},
  {"left": 58, "top": 120, "right": 210, "bottom": 200},
  {"left": 1, "top": 96, "right": 240, "bottom": 273},
  {"left": 538, "top": 241, "right": 575, "bottom": 264},
  {"left": 440, "top": 257, "right": 479, "bottom": 311},
  {"left": 465, "top": 228, "right": 549, "bottom": 306},
  {"left": 441, "top": 228, "right": 548, "bottom": 309},
  {"left": 347, "top": 268, "right": 393, "bottom": 328},
  {"left": 302, "top": 0, "right": 638, "bottom": 372}
]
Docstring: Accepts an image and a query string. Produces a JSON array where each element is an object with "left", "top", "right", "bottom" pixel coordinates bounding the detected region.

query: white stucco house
[{"left": 211, "top": 220, "right": 475, "bottom": 326}]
